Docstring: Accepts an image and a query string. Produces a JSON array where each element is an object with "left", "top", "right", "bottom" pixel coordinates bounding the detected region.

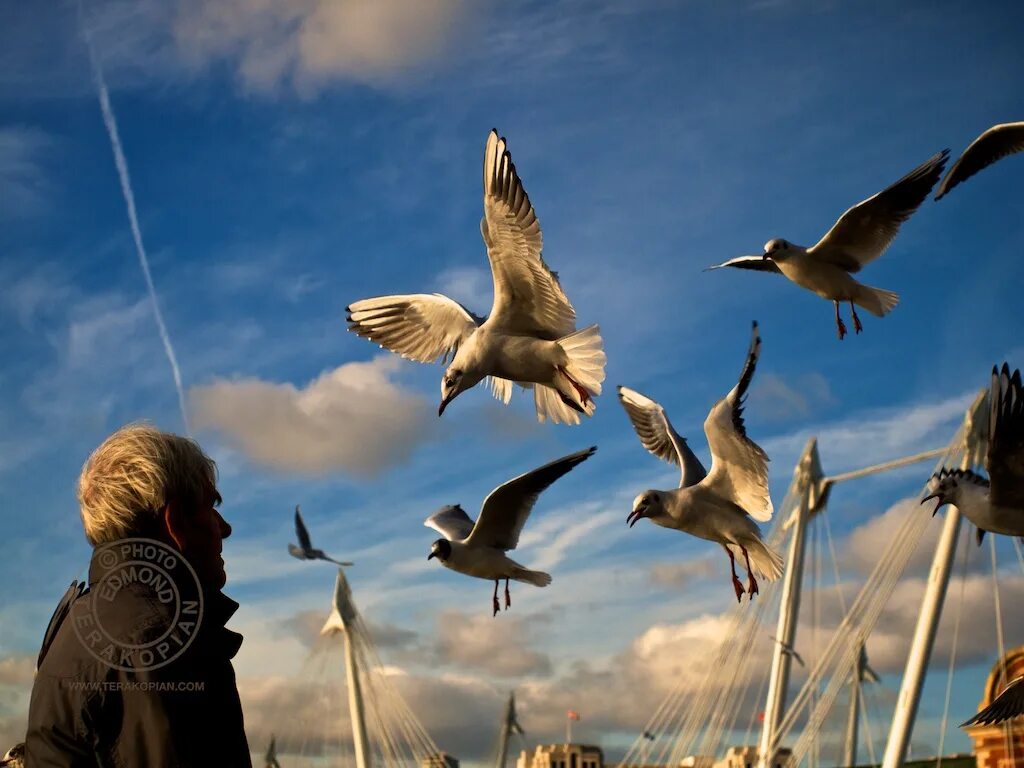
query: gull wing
[
  {"left": 617, "top": 385, "right": 707, "bottom": 488},
  {"left": 347, "top": 294, "right": 482, "bottom": 365},
  {"left": 961, "top": 676, "right": 1024, "bottom": 728},
  {"left": 808, "top": 150, "right": 949, "bottom": 272},
  {"left": 294, "top": 506, "right": 313, "bottom": 551},
  {"left": 936, "top": 122, "right": 1024, "bottom": 200},
  {"left": 481, "top": 129, "right": 576, "bottom": 339},
  {"left": 468, "top": 446, "right": 597, "bottom": 550},
  {"left": 706, "top": 255, "right": 782, "bottom": 274},
  {"left": 988, "top": 363, "right": 1024, "bottom": 509},
  {"left": 424, "top": 504, "right": 477, "bottom": 542},
  {"left": 701, "top": 322, "right": 773, "bottom": 521}
]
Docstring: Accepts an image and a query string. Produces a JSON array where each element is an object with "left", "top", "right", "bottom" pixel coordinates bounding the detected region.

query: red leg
[
  {"left": 724, "top": 545, "right": 744, "bottom": 603},
  {"left": 849, "top": 301, "right": 863, "bottom": 334},
  {"left": 557, "top": 366, "right": 591, "bottom": 405},
  {"left": 504, "top": 578, "right": 511, "bottom": 609},
  {"left": 741, "top": 546, "right": 759, "bottom": 599},
  {"left": 834, "top": 301, "right": 847, "bottom": 340},
  {"left": 492, "top": 580, "right": 500, "bottom": 617}
]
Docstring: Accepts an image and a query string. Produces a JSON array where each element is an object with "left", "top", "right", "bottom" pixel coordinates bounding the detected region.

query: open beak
[
  {"left": 427, "top": 551, "right": 436, "bottom": 561},
  {"left": 627, "top": 507, "right": 645, "bottom": 528},
  {"left": 438, "top": 394, "right": 453, "bottom": 417},
  {"left": 920, "top": 493, "right": 943, "bottom": 516},
  {"left": 762, "top": 252, "right": 770, "bottom": 260}
]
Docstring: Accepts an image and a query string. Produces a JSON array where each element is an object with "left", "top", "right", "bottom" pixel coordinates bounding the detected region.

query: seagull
[
  {"left": 425, "top": 446, "right": 596, "bottom": 615},
  {"left": 935, "top": 122, "right": 1024, "bottom": 200},
  {"left": 0, "top": 744, "right": 23, "bottom": 768},
  {"left": 707, "top": 150, "right": 949, "bottom": 340},
  {"left": 288, "top": 506, "right": 353, "bottom": 567},
  {"left": 922, "top": 364, "right": 1024, "bottom": 539},
  {"left": 769, "top": 634, "right": 805, "bottom": 667},
  {"left": 347, "top": 129, "right": 606, "bottom": 425},
  {"left": 264, "top": 736, "right": 281, "bottom": 768},
  {"left": 962, "top": 676, "right": 1024, "bottom": 728},
  {"left": 619, "top": 322, "right": 783, "bottom": 602}
]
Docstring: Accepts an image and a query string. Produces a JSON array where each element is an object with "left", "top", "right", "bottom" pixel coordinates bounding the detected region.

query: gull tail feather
[
  {"left": 741, "top": 537, "right": 784, "bottom": 581},
  {"left": 511, "top": 567, "right": 552, "bottom": 587},
  {"left": 853, "top": 284, "right": 900, "bottom": 317},
  {"left": 534, "top": 385, "right": 585, "bottom": 425},
  {"left": 558, "top": 324, "right": 607, "bottom": 396}
]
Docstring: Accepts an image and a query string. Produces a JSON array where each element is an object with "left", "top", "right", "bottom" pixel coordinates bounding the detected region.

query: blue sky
[{"left": 2, "top": 0, "right": 1023, "bottom": 764}]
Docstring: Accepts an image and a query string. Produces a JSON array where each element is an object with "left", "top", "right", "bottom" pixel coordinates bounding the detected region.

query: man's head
[{"left": 78, "top": 423, "right": 232, "bottom": 589}]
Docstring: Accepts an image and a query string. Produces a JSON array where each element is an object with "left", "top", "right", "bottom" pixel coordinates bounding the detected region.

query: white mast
[
  {"left": 759, "top": 438, "right": 824, "bottom": 768},
  {"left": 322, "top": 568, "right": 372, "bottom": 768},
  {"left": 881, "top": 394, "right": 986, "bottom": 768}
]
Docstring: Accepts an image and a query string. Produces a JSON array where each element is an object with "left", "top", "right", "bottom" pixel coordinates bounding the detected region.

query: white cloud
[
  {"left": 190, "top": 356, "right": 432, "bottom": 475},
  {"left": 0, "top": 126, "right": 51, "bottom": 218},
  {"left": 749, "top": 371, "right": 836, "bottom": 423},
  {"left": 173, "top": 0, "right": 470, "bottom": 93},
  {"left": 432, "top": 610, "right": 551, "bottom": 677},
  {"left": 435, "top": 266, "right": 492, "bottom": 312},
  {"left": 649, "top": 556, "right": 716, "bottom": 589},
  {"left": 763, "top": 390, "right": 975, "bottom": 473}
]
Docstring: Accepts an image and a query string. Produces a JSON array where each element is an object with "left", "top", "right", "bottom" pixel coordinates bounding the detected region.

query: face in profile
[{"left": 167, "top": 483, "right": 232, "bottom": 590}]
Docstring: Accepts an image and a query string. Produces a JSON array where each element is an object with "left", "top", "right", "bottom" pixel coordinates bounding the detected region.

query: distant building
[
  {"left": 712, "top": 746, "right": 792, "bottom": 768},
  {"left": 518, "top": 743, "right": 604, "bottom": 768},
  {"left": 965, "top": 644, "right": 1024, "bottom": 768},
  {"left": 421, "top": 752, "right": 460, "bottom": 768}
]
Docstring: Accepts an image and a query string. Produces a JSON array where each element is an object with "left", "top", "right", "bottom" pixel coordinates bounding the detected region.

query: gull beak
[
  {"left": 762, "top": 252, "right": 770, "bottom": 260},
  {"left": 438, "top": 394, "right": 453, "bottom": 417},
  {"left": 427, "top": 551, "right": 436, "bottom": 561},
  {"left": 627, "top": 506, "right": 645, "bottom": 528},
  {"left": 920, "top": 493, "right": 943, "bottom": 516}
]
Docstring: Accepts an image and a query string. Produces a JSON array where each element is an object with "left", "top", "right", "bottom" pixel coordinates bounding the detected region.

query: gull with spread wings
[
  {"left": 347, "top": 129, "right": 605, "bottom": 425},
  {"left": 962, "top": 676, "right": 1024, "bottom": 729},
  {"left": 708, "top": 150, "right": 949, "bottom": 340},
  {"left": 922, "top": 363, "right": 1024, "bottom": 540},
  {"left": 619, "top": 323, "right": 783, "bottom": 602},
  {"left": 425, "top": 446, "right": 596, "bottom": 616},
  {"left": 288, "top": 506, "right": 353, "bottom": 567},
  {"left": 936, "top": 122, "right": 1024, "bottom": 200}
]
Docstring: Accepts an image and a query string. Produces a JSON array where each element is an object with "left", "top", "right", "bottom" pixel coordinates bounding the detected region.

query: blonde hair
[{"left": 77, "top": 423, "right": 218, "bottom": 546}]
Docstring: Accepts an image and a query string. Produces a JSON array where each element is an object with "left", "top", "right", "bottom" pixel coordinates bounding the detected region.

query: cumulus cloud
[
  {"left": 237, "top": 646, "right": 506, "bottom": 761},
  {"left": 0, "top": 654, "right": 33, "bottom": 753},
  {"left": 432, "top": 611, "right": 551, "bottom": 678},
  {"left": 749, "top": 371, "right": 836, "bottom": 423},
  {"left": 173, "top": 0, "right": 470, "bottom": 93},
  {"left": 190, "top": 356, "right": 431, "bottom": 475}
]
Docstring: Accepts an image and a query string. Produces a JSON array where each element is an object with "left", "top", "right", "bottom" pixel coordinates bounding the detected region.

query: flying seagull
[
  {"left": 708, "top": 150, "right": 949, "bottom": 340},
  {"left": 288, "top": 506, "right": 353, "bottom": 567},
  {"left": 923, "top": 364, "right": 1024, "bottom": 538},
  {"left": 619, "top": 322, "right": 783, "bottom": 602},
  {"left": 425, "top": 446, "right": 596, "bottom": 615},
  {"left": 264, "top": 736, "right": 281, "bottom": 768},
  {"left": 0, "top": 744, "right": 24, "bottom": 768},
  {"left": 769, "top": 634, "right": 805, "bottom": 667},
  {"left": 935, "top": 122, "right": 1024, "bottom": 200},
  {"left": 347, "top": 129, "right": 606, "bottom": 425},
  {"left": 961, "top": 676, "right": 1024, "bottom": 728}
]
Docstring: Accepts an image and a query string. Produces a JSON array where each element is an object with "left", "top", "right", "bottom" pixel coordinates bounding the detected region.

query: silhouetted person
[{"left": 24, "top": 423, "right": 252, "bottom": 766}]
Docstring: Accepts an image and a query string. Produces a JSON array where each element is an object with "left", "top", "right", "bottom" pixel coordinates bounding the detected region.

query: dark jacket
[{"left": 25, "top": 543, "right": 252, "bottom": 767}]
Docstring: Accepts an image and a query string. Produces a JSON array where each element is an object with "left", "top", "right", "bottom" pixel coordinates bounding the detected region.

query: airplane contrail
[{"left": 77, "top": 2, "right": 190, "bottom": 433}]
